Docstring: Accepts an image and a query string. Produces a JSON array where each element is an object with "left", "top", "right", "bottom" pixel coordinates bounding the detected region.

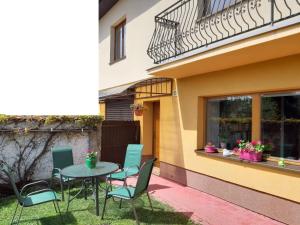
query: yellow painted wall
[
  {"left": 139, "top": 54, "right": 300, "bottom": 202},
  {"left": 99, "top": 103, "right": 105, "bottom": 119}
]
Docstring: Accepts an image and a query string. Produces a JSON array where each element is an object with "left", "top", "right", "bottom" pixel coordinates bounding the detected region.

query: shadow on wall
[{"left": 99, "top": 0, "right": 165, "bottom": 43}]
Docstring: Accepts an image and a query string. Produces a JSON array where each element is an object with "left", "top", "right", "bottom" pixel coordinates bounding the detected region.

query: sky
[{"left": 0, "top": 0, "right": 99, "bottom": 115}]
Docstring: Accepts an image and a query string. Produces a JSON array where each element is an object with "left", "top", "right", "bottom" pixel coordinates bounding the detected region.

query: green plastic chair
[
  {"left": 102, "top": 158, "right": 156, "bottom": 225},
  {"left": 107, "top": 144, "right": 143, "bottom": 188},
  {"left": 1, "top": 164, "right": 62, "bottom": 225},
  {"left": 51, "top": 146, "right": 75, "bottom": 201}
]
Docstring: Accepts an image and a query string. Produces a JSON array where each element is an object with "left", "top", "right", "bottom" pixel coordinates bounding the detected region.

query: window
[
  {"left": 113, "top": 20, "right": 126, "bottom": 61},
  {"left": 261, "top": 92, "right": 300, "bottom": 160},
  {"left": 206, "top": 96, "right": 252, "bottom": 149},
  {"left": 198, "top": 0, "right": 241, "bottom": 18}
]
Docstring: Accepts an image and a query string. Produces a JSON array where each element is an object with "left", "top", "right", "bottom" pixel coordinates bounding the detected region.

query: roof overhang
[
  {"left": 99, "top": 78, "right": 173, "bottom": 102},
  {"left": 147, "top": 18, "right": 300, "bottom": 79},
  {"left": 99, "top": 0, "right": 118, "bottom": 19}
]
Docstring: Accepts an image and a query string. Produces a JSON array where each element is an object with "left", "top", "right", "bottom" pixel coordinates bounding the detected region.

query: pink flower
[
  {"left": 251, "top": 140, "right": 257, "bottom": 145},
  {"left": 236, "top": 139, "right": 241, "bottom": 144}
]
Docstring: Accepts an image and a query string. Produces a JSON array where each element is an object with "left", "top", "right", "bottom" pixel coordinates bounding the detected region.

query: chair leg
[
  {"left": 55, "top": 200, "right": 63, "bottom": 224},
  {"left": 16, "top": 206, "right": 24, "bottom": 225},
  {"left": 10, "top": 203, "right": 19, "bottom": 225},
  {"left": 146, "top": 192, "right": 153, "bottom": 211},
  {"left": 60, "top": 176, "right": 64, "bottom": 201},
  {"left": 109, "top": 178, "right": 117, "bottom": 202},
  {"left": 53, "top": 201, "right": 58, "bottom": 213},
  {"left": 119, "top": 199, "right": 122, "bottom": 209},
  {"left": 101, "top": 192, "right": 109, "bottom": 219},
  {"left": 109, "top": 178, "right": 112, "bottom": 191},
  {"left": 66, "top": 182, "right": 71, "bottom": 212},
  {"left": 105, "top": 177, "right": 109, "bottom": 192},
  {"left": 130, "top": 200, "right": 140, "bottom": 225}
]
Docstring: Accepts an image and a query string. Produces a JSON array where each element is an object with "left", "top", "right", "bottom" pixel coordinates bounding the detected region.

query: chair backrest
[
  {"left": 133, "top": 158, "right": 155, "bottom": 198},
  {"left": 51, "top": 146, "right": 74, "bottom": 170},
  {"left": 123, "top": 144, "right": 143, "bottom": 169},
  {"left": 0, "top": 164, "right": 22, "bottom": 203}
]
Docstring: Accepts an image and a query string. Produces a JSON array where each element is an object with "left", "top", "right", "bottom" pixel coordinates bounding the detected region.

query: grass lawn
[{"left": 0, "top": 185, "right": 199, "bottom": 225}]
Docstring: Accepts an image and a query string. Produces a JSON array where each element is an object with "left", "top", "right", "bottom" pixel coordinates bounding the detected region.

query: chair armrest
[
  {"left": 114, "top": 163, "right": 123, "bottom": 172},
  {"left": 52, "top": 168, "right": 62, "bottom": 176},
  {"left": 107, "top": 163, "right": 123, "bottom": 179},
  {"left": 53, "top": 168, "right": 68, "bottom": 182},
  {"left": 25, "top": 188, "right": 58, "bottom": 200},
  {"left": 124, "top": 165, "right": 140, "bottom": 177},
  {"left": 20, "top": 180, "right": 50, "bottom": 196}
]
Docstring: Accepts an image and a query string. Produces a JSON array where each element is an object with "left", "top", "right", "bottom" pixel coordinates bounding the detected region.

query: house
[
  {"left": 99, "top": 0, "right": 300, "bottom": 224},
  {"left": 99, "top": 0, "right": 176, "bottom": 121}
]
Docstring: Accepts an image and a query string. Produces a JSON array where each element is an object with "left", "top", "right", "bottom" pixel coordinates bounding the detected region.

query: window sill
[
  {"left": 109, "top": 56, "right": 126, "bottom": 65},
  {"left": 194, "top": 149, "right": 300, "bottom": 174}
]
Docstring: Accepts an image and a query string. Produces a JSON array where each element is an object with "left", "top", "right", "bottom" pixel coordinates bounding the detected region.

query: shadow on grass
[
  {"left": 39, "top": 212, "right": 76, "bottom": 225},
  {"left": 0, "top": 195, "right": 16, "bottom": 208},
  {"left": 60, "top": 182, "right": 107, "bottom": 201},
  {"left": 6, "top": 212, "right": 75, "bottom": 225},
  {"left": 103, "top": 198, "right": 195, "bottom": 225},
  {"left": 121, "top": 208, "right": 193, "bottom": 224}
]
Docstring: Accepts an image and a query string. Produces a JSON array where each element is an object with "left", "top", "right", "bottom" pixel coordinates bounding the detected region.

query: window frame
[
  {"left": 199, "top": 90, "right": 300, "bottom": 165},
  {"left": 196, "top": 0, "right": 242, "bottom": 22},
  {"left": 110, "top": 18, "right": 126, "bottom": 64},
  {"left": 205, "top": 94, "right": 253, "bottom": 151},
  {"left": 261, "top": 90, "right": 300, "bottom": 162}
]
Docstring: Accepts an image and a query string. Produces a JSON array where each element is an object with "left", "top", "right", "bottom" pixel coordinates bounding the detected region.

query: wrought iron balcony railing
[{"left": 147, "top": 0, "right": 300, "bottom": 64}]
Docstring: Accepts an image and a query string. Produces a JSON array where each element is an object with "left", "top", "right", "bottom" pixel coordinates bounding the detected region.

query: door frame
[{"left": 152, "top": 101, "right": 160, "bottom": 166}]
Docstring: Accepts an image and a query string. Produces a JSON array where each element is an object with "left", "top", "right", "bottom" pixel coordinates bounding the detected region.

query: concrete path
[{"left": 115, "top": 175, "right": 284, "bottom": 225}]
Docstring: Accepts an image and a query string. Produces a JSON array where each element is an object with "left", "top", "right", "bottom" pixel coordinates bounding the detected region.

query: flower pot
[
  {"left": 239, "top": 150, "right": 251, "bottom": 160},
  {"left": 250, "top": 151, "right": 262, "bottom": 162},
  {"left": 134, "top": 109, "right": 143, "bottom": 116},
  {"left": 239, "top": 150, "right": 262, "bottom": 162},
  {"left": 205, "top": 146, "right": 218, "bottom": 153},
  {"left": 86, "top": 158, "right": 96, "bottom": 169}
]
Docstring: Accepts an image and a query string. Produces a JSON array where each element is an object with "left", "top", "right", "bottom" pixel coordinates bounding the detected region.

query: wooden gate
[{"left": 100, "top": 120, "right": 140, "bottom": 166}]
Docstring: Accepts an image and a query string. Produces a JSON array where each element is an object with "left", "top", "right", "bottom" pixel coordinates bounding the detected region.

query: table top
[{"left": 61, "top": 161, "right": 119, "bottom": 178}]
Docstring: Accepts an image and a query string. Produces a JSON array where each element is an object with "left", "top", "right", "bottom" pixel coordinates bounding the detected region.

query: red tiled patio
[{"left": 115, "top": 175, "right": 284, "bottom": 225}]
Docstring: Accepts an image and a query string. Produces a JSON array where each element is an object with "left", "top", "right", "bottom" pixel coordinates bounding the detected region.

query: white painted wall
[
  {"left": 0, "top": 133, "right": 90, "bottom": 182},
  {"left": 99, "top": 0, "right": 177, "bottom": 90}
]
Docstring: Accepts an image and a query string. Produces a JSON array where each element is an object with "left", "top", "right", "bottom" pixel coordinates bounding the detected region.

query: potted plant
[
  {"left": 130, "top": 103, "right": 144, "bottom": 116},
  {"left": 204, "top": 142, "right": 218, "bottom": 153},
  {"left": 85, "top": 149, "right": 97, "bottom": 169},
  {"left": 236, "top": 140, "right": 270, "bottom": 162}
]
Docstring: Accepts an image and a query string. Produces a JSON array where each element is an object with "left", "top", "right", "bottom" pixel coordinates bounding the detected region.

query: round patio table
[{"left": 61, "top": 161, "right": 119, "bottom": 216}]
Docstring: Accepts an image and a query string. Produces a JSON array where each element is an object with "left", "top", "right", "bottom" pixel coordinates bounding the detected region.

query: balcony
[{"left": 147, "top": 0, "right": 300, "bottom": 64}]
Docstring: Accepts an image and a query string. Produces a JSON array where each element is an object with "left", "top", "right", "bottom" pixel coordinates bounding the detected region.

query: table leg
[
  {"left": 95, "top": 177, "right": 99, "bottom": 216},
  {"left": 67, "top": 182, "right": 71, "bottom": 211}
]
